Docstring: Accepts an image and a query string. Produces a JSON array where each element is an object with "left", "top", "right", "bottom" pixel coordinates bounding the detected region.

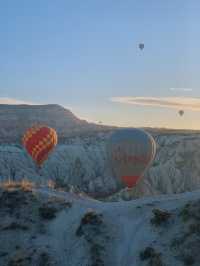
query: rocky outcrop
[
  {"left": 1, "top": 184, "right": 200, "bottom": 266},
  {"left": 0, "top": 131, "right": 200, "bottom": 199}
]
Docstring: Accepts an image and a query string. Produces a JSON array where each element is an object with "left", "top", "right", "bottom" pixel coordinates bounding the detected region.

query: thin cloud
[
  {"left": 0, "top": 97, "right": 37, "bottom": 105},
  {"left": 111, "top": 97, "right": 200, "bottom": 111},
  {"left": 169, "top": 88, "right": 193, "bottom": 92}
]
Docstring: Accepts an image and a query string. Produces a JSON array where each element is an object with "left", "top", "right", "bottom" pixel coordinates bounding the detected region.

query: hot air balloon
[
  {"left": 22, "top": 125, "right": 57, "bottom": 167},
  {"left": 107, "top": 128, "right": 156, "bottom": 189},
  {"left": 139, "top": 43, "right": 144, "bottom": 50},
  {"left": 179, "top": 110, "right": 184, "bottom": 116}
]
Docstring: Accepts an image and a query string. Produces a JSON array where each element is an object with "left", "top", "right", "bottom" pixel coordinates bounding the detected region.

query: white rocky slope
[
  {"left": 0, "top": 132, "right": 200, "bottom": 199},
  {"left": 1, "top": 184, "right": 200, "bottom": 266}
]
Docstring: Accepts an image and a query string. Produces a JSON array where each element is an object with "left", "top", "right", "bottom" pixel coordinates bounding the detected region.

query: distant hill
[
  {"left": 0, "top": 103, "right": 199, "bottom": 144},
  {"left": 0, "top": 104, "right": 113, "bottom": 143}
]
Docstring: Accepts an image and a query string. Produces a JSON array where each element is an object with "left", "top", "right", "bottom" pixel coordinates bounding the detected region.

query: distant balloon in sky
[
  {"left": 107, "top": 128, "right": 156, "bottom": 189},
  {"left": 22, "top": 125, "right": 57, "bottom": 167},
  {"left": 179, "top": 110, "right": 184, "bottom": 116},
  {"left": 139, "top": 43, "right": 144, "bottom": 50}
]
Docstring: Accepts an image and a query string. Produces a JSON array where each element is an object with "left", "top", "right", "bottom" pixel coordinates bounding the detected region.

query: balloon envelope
[
  {"left": 22, "top": 125, "right": 57, "bottom": 166},
  {"left": 107, "top": 128, "right": 156, "bottom": 189},
  {"left": 179, "top": 110, "right": 184, "bottom": 116},
  {"left": 139, "top": 43, "right": 144, "bottom": 50}
]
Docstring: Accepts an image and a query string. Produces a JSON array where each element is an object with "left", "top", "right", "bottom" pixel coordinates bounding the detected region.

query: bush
[
  {"left": 76, "top": 211, "right": 105, "bottom": 266},
  {"left": 151, "top": 209, "right": 171, "bottom": 226},
  {"left": 76, "top": 211, "right": 103, "bottom": 237},
  {"left": 39, "top": 205, "right": 57, "bottom": 220},
  {"left": 140, "top": 247, "right": 165, "bottom": 266}
]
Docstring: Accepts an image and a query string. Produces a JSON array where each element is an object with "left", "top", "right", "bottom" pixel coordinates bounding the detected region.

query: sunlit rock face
[{"left": 1, "top": 131, "right": 200, "bottom": 199}]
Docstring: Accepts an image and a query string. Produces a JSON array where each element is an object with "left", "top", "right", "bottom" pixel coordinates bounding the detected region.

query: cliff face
[{"left": 0, "top": 104, "right": 110, "bottom": 143}]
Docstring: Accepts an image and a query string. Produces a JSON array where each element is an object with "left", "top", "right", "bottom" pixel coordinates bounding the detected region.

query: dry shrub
[{"left": 0, "top": 179, "right": 35, "bottom": 192}]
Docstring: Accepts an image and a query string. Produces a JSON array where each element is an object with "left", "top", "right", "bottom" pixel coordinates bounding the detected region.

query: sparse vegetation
[
  {"left": 8, "top": 250, "right": 32, "bottom": 266},
  {"left": 140, "top": 247, "right": 157, "bottom": 260},
  {"left": 0, "top": 179, "right": 35, "bottom": 192},
  {"left": 179, "top": 203, "right": 192, "bottom": 222},
  {"left": 2, "top": 222, "right": 29, "bottom": 231},
  {"left": 38, "top": 196, "right": 72, "bottom": 220},
  {"left": 182, "top": 255, "right": 195, "bottom": 266},
  {"left": 1, "top": 168, "right": 200, "bottom": 266},
  {"left": 179, "top": 200, "right": 200, "bottom": 222},
  {"left": 39, "top": 205, "right": 58, "bottom": 220},
  {"left": 38, "top": 252, "right": 52, "bottom": 266},
  {"left": 0, "top": 188, "right": 35, "bottom": 215},
  {"left": 76, "top": 211, "right": 103, "bottom": 236},
  {"left": 0, "top": 252, "right": 8, "bottom": 257},
  {"left": 140, "top": 247, "right": 164, "bottom": 266},
  {"left": 170, "top": 199, "right": 200, "bottom": 266},
  {"left": 188, "top": 223, "right": 200, "bottom": 234},
  {"left": 76, "top": 211, "right": 106, "bottom": 266},
  {"left": 151, "top": 209, "right": 171, "bottom": 226}
]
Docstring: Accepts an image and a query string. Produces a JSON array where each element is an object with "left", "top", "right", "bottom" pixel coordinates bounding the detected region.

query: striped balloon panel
[
  {"left": 107, "top": 128, "right": 156, "bottom": 189},
  {"left": 23, "top": 126, "right": 57, "bottom": 166}
]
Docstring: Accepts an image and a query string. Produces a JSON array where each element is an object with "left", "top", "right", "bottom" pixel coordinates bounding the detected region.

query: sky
[{"left": 0, "top": 0, "right": 200, "bottom": 129}]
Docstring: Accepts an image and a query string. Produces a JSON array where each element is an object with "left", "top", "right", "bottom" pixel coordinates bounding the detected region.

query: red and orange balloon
[{"left": 22, "top": 125, "right": 57, "bottom": 166}]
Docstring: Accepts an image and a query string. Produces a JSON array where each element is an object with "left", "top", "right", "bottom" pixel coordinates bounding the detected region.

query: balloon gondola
[{"left": 178, "top": 110, "right": 184, "bottom": 116}]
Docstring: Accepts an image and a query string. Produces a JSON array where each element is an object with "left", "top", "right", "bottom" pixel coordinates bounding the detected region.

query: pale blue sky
[{"left": 0, "top": 1, "right": 200, "bottom": 128}]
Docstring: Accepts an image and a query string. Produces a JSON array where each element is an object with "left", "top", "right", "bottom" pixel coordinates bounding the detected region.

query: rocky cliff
[{"left": 0, "top": 104, "right": 112, "bottom": 143}]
